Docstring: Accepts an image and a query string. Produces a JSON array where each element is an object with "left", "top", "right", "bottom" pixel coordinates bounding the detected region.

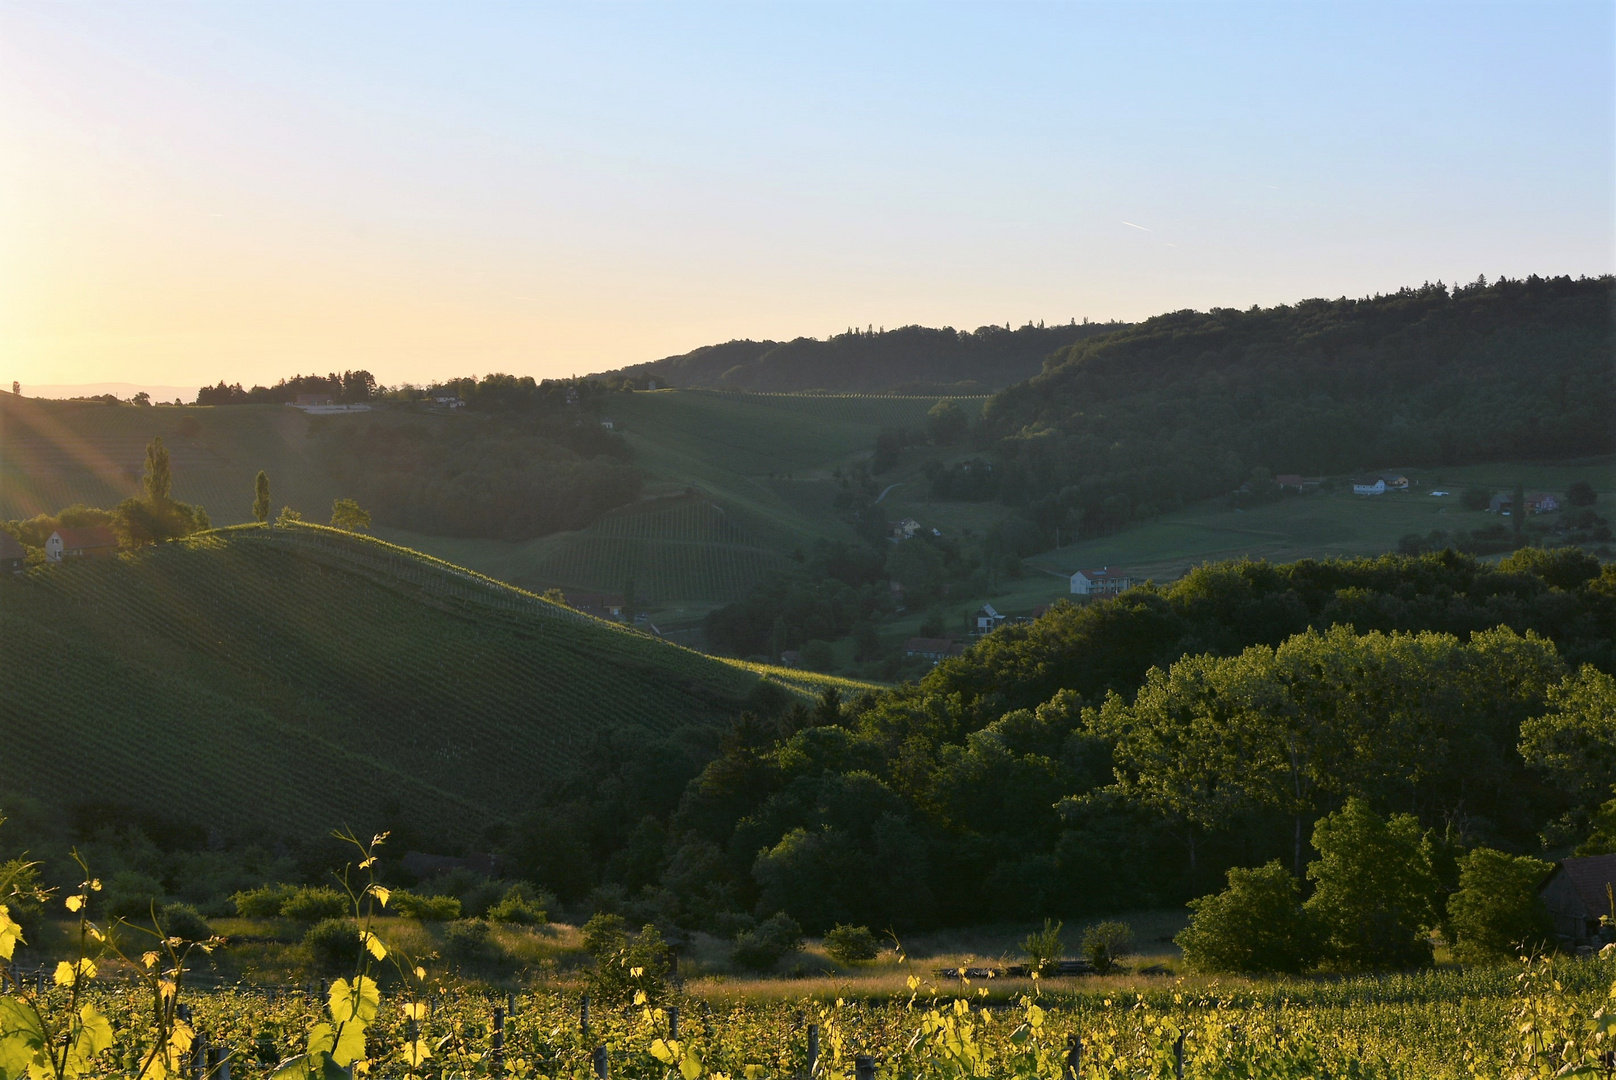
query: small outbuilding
[
  {"left": 45, "top": 526, "right": 118, "bottom": 563},
  {"left": 1539, "top": 853, "right": 1616, "bottom": 947},
  {"left": 0, "top": 533, "right": 26, "bottom": 573}
]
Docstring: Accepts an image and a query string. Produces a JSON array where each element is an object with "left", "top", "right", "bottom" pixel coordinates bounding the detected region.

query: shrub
[
  {"left": 1080, "top": 921, "right": 1134, "bottom": 975},
  {"left": 1022, "top": 918, "right": 1064, "bottom": 975},
  {"left": 586, "top": 917, "right": 672, "bottom": 1004},
  {"left": 304, "top": 918, "right": 360, "bottom": 969},
  {"left": 823, "top": 924, "right": 879, "bottom": 964},
  {"left": 732, "top": 912, "right": 804, "bottom": 973},
  {"left": 1304, "top": 799, "right": 1439, "bottom": 971},
  {"left": 442, "top": 919, "right": 494, "bottom": 964},
  {"left": 1177, "top": 861, "right": 1321, "bottom": 974},
  {"left": 1447, "top": 848, "right": 1555, "bottom": 963},
  {"left": 392, "top": 891, "right": 462, "bottom": 921},
  {"left": 486, "top": 884, "right": 548, "bottom": 925},
  {"left": 232, "top": 884, "right": 298, "bottom": 918},
  {"left": 104, "top": 871, "right": 164, "bottom": 921},
  {"left": 156, "top": 903, "right": 213, "bottom": 943},
  {"left": 280, "top": 886, "right": 349, "bottom": 922}
]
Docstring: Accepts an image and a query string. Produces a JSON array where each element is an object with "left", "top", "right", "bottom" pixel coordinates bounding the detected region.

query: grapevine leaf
[
  {"left": 0, "top": 909, "right": 24, "bottom": 961},
  {"left": 360, "top": 930, "right": 386, "bottom": 960},
  {"left": 328, "top": 976, "right": 379, "bottom": 1024}
]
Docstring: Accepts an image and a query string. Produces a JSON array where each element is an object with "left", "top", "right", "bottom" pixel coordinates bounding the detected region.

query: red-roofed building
[
  {"left": 902, "top": 637, "right": 964, "bottom": 663},
  {"left": 1539, "top": 853, "right": 1616, "bottom": 947},
  {"left": 45, "top": 526, "right": 117, "bottom": 563}
]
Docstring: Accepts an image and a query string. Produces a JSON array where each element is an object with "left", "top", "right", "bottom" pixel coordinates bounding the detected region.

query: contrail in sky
[{"left": 1121, "top": 221, "right": 1151, "bottom": 231}]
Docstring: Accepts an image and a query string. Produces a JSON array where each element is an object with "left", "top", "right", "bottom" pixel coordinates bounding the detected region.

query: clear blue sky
[{"left": 3, "top": 1, "right": 1612, "bottom": 390}]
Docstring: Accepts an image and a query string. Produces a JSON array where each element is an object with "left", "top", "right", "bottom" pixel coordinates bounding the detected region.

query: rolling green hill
[{"left": 0, "top": 524, "right": 867, "bottom": 845}]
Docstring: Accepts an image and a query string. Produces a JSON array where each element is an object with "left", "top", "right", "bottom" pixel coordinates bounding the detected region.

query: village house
[
  {"left": 1070, "top": 567, "right": 1131, "bottom": 597},
  {"left": 1379, "top": 472, "right": 1410, "bottom": 490},
  {"left": 889, "top": 518, "right": 922, "bottom": 541},
  {"left": 1538, "top": 853, "right": 1616, "bottom": 947},
  {"left": 294, "top": 393, "right": 334, "bottom": 407},
  {"left": 45, "top": 526, "right": 118, "bottom": 563},
  {"left": 1526, "top": 492, "right": 1560, "bottom": 514},
  {"left": 1352, "top": 476, "right": 1387, "bottom": 496},
  {"left": 600, "top": 418, "right": 615, "bottom": 430},
  {"left": 564, "top": 592, "right": 626, "bottom": 620},
  {"left": 902, "top": 637, "right": 964, "bottom": 663},
  {"left": 0, "top": 533, "right": 26, "bottom": 573},
  {"left": 972, "top": 604, "right": 1006, "bottom": 635}
]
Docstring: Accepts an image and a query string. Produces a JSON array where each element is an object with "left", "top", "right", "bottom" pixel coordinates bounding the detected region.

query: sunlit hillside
[{"left": 0, "top": 524, "right": 853, "bottom": 844}]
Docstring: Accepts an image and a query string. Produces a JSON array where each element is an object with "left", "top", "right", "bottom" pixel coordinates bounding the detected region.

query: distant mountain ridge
[{"left": 602, "top": 321, "right": 1127, "bottom": 393}]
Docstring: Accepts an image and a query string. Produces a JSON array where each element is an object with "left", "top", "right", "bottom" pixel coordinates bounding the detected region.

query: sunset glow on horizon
[{"left": 3, "top": 1, "right": 1611, "bottom": 394}]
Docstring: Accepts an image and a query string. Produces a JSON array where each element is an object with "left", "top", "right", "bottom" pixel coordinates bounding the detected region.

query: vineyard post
[
  {"left": 581, "top": 993, "right": 590, "bottom": 1037},
  {"left": 807, "top": 1024, "right": 819, "bottom": 1077},
  {"left": 1064, "top": 1034, "right": 1081, "bottom": 1080},
  {"left": 593, "top": 1044, "right": 609, "bottom": 1079},
  {"left": 508, "top": 991, "right": 517, "bottom": 1018},
  {"left": 491, "top": 1004, "right": 504, "bottom": 1077},
  {"left": 667, "top": 1005, "right": 679, "bottom": 1040},
  {"left": 1173, "top": 1032, "right": 1185, "bottom": 1079},
  {"left": 191, "top": 1028, "right": 207, "bottom": 1080},
  {"left": 209, "top": 1045, "right": 232, "bottom": 1080},
  {"left": 854, "top": 1053, "right": 875, "bottom": 1080}
]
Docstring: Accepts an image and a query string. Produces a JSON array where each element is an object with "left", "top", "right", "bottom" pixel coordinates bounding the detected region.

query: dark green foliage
[
  {"left": 486, "top": 883, "right": 548, "bottom": 925},
  {"left": 391, "top": 891, "right": 462, "bottom": 921},
  {"left": 441, "top": 918, "right": 495, "bottom": 964},
  {"left": 1177, "top": 861, "right": 1320, "bottom": 974},
  {"left": 926, "top": 400, "right": 968, "bottom": 446},
  {"left": 155, "top": 902, "right": 212, "bottom": 943},
  {"left": 1446, "top": 848, "right": 1554, "bottom": 963},
  {"left": 253, "top": 471, "right": 270, "bottom": 525},
  {"left": 982, "top": 277, "right": 1613, "bottom": 539},
  {"left": 582, "top": 914, "right": 672, "bottom": 1004},
  {"left": 303, "top": 917, "right": 360, "bottom": 969},
  {"left": 199, "top": 370, "right": 375, "bottom": 405},
  {"left": 280, "top": 886, "right": 349, "bottom": 922},
  {"left": 1079, "top": 921, "right": 1133, "bottom": 975},
  {"left": 1461, "top": 488, "right": 1491, "bottom": 511},
  {"left": 1304, "top": 800, "right": 1439, "bottom": 971},
  {"left": 607, "top": 322, "right": 1122, "bottom": 393},
  {"left": 142, "top": 438, "right": 172, "bottom": 503},
  {"left": 1568, "top": 481, "right": 1598, "bottom": 507},
  {"left": 730, "top": 912, "right": 804, "bottom": 972},
  {"left": 232, "top": 884, "right": 298, "bottom": 917},
  {"left": 1021, "top": 919, "right": 1063, "bottom": 975},
  {"left": 822, "top": 924, "right": 879, "bottom": 964},
  {"left": 103, "top": 871, "right": 163, "bottom": 921}
]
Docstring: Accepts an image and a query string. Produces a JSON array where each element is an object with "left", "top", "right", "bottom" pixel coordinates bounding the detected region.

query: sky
[{"left": 2, "top": 1, "right": 1612, "bottom": 395}]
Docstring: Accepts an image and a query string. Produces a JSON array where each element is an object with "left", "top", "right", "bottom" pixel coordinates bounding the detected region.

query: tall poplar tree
[
  {"left": 253, "top": 471, "right": 271, "bottom": 525},
  {"left": 142, "top": 437, "right": 172, "bottom": 502}
]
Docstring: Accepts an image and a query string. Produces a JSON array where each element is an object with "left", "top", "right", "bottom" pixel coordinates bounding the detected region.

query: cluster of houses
[
  {"left": 0, "top": 526, "right": 120, "bottom": 571},
  {"left": 1490, "top": 491, "right": 1560, "bottom": 515},
  {"left": 1352, "top": 471, "right": 1411, "bottom": 495},
  {"left": 291, "top": 394, "right": 372, "bottom": 414}
]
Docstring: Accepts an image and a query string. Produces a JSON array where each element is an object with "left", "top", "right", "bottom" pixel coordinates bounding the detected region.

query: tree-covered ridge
[
  {"left": 604, "top": 322, "right": 1125, "bottom": 393},
  {"left": 516, "top": 548, "right": 1616, "bottom": 935},
  {"left": 979, "top": 275, "right": 1613, "bottom": 540}
]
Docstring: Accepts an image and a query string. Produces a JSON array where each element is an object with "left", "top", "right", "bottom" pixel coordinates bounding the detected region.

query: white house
[
  {"left": 890, "top": 518, "right": 922, "bottom": 541},
  {"left": 45, "top": 526, "right": 118, "bottom": 563},
  {"left": 972, "top": 604, "right": 1005, "bottom": 635},
  {"left": 1070, "top": 567, "right": 1131, "bottom": 597},
  {"left": 1352, "top": 476, "right": 1387, "bottom": 496}
]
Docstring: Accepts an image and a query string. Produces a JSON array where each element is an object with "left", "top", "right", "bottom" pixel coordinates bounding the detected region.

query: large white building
[{"left": 1069, "top": 567, "right": 1131, "bottom": 597}]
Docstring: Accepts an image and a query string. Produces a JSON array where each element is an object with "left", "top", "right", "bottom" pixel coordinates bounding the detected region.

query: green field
[{"left": 0, "top": 522, "right": 862, "bottom": 843}]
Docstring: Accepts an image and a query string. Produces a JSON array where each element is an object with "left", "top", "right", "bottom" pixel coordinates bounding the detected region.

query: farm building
[
  {"left": 1379, "top": 472, "right": 1410, "bottom": 490},
  {"left": 1527, "top": 492, "right": 1560, "bottom": 514},
  {"left": 1539, "top": 853, "right": 1616, "bottom": 947},
  {"left": 45, "top": 526, "right": 117, "bottom": 563},
  {"left": 1352, "top": 476, "right": 1387, "bottom": 496},
  {"left": 972, "top": 604, "right": 1006, "bottom": 635},
  {"left": 889, "top": 518, "right": 922, "bottom": 541},
  {"left": 903, "top": 637, "right": 963, "bottom": 663},
  {"left": 1070, "top": 567, "right": 1132, "bottom": 596},
  {"left": 0, "top": 533, "right": 25, "bottom": 573}
]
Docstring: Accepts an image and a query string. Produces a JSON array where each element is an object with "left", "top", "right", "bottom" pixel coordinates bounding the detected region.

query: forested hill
[
  {"left": 978, "top": 275, "right": 1614, "bottom": 537},
  {"left": 604, "top": 322, "right": 1125, "bottom": 393}
]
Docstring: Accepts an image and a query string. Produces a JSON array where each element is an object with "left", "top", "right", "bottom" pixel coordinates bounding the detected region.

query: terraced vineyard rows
[{"left": 0, "top": 526, "right": 766, "bottom": 841}]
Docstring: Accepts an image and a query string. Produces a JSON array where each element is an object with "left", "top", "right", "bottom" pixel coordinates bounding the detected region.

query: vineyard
[
  {"left": 18, "top": 957, "right": 1611, "bottom": 1078},
  {"left": 0, "top": 525, "right": 783, "bottom": 841}
]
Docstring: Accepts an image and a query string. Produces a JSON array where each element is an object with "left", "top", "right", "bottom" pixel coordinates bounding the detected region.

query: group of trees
[
  {"left": 604, "top": 321, "right": 1126, "bottom": 394},
  {"left": 504, "top": 547, "right": 1616, "bottom": 961},
  {"left": 197, "top": 370, "right": 376, "bottom": 405},
  {"left": 1177, "top": 800, "right": 1555, "bottom": 973}
]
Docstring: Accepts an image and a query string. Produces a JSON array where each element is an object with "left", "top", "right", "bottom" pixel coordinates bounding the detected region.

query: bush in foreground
[
  {"left": 1446, "top": 848, "right": 1555, "bottom": 963},
  {"left": 1080, "top": 920, "right": 1133, "bottom": 975},
  {"left": 1305, "top": 799, "right": 1438, "bottom": 971},
  {"left": 823, "top": 923, "right": 879, "bottom": 964},
  {"left": 1178, "top": 860, "right": 1320, "bottom": 974}
]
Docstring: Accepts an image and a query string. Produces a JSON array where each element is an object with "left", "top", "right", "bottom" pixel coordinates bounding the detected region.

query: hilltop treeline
[
  {"left": 963, "top": 276, "right": 1614, "bottom": 545},
  {"left": 605, "top": 322, "right": 1125, "bottom": 393},
  {"left": 197, "top": 370, "right": 377, "bottom": 405},
  {"left": 511, "top": 548, "right": 1616, "bottom": 934}
]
